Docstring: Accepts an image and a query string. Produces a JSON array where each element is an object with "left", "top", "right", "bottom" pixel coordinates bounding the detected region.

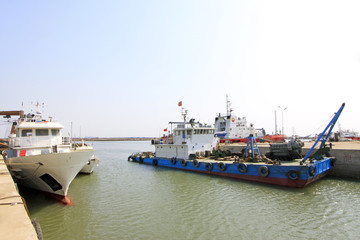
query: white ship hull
[{"left": 6, "top": 149, "right": 95, "bottom": 198}]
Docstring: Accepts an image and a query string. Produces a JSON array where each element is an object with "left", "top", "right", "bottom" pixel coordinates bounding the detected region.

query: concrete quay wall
[
  {"left": 219, "top": 141, "right": 360, "bottom": 179},
  {"left": 0, "top": 157, "right": 39, "bottom": 240}
]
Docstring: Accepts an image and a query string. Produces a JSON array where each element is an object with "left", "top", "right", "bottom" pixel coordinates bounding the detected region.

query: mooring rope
[
  {"left": 10, "top": 162, "right": 43, "bottom": 180},
  {"left": 306, "top": 113, "right": 335, "bottom": 137},
  {"left": 0, "top": 195, "right": 24, "bottom": 206}
]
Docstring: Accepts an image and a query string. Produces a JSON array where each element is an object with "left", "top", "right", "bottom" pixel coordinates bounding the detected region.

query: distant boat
[
  {"left": 1, "top": 107, "right": 95, "bottom": 204},
  {"left": 129, "top": 103, "right": 345, "bottom": 188},
  {"left": 79, "top": 156, "right": 100, "bottom": 174},
  {"left": 72, "top": 141, "right": 100, "bottom": 174}
]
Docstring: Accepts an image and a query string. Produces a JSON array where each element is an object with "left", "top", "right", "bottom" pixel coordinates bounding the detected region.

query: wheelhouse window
[
  {"left": 51, "top": 129, "right": 60, "bottom": 136},
  {"left": 21, "top": 129, "right": 33, "bottom": 137},
  {"left": 36, "top": 129, "right": 49, "bottom": 136}
]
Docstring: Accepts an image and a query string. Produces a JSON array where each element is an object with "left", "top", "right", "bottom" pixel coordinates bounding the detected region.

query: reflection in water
[{"left": 21, "top": 141, "right": 360, "bottom": 240}]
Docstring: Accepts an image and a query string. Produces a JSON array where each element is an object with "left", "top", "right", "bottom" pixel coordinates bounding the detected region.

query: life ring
[
  {"left": 205, "top": 162, "right": 213, "bottom": 171},
  {"left": 258, "top": 166, "right": 269, "bottom": 177},
  {"left": 309, "top": 165, "right": 316, "bottom": 176},
  {"left": 152, "top": 159, "right": 158, "bottom": 166},
  {"left": 193, "top": 159, "right": 200, "bottom": 167},
  {"left": 170, "top": 158, "right": 176, "bottom": 165},
  {"left": 218, "top": 162, "right": 226, "bottom": 171},
  {"left": 287, "top": 170, "right": 299, "bottom": 180},
  {"left": 180, "top": 159, "right": 187, "bottom": 167},
  {"left": 139, "top": 156, "right": 143, "bottom": 164},
  {"left": 238, "top": 163, "right": 247, "bottom": 173}
]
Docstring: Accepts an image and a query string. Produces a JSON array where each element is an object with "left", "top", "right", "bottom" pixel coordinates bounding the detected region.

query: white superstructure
[
  {"left": 214, "top": 96, "right": 265, "bottom": 139},
  {"left": 152, "top": 109, "right": 219, "bottom": 160}
]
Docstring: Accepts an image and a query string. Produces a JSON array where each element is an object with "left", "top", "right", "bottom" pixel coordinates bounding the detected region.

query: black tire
[
  {"left": 218, "top": 162, "right": 226, "bottom": 171},
  {"left": 180, "top": 159, "right": 187, "bottom": 167},
  {"left": 238, "top": 163, "right": 247, "bottom": 173},
  {"left": 152, "top": 159, "right": 158, "bottom": 166},
  {"left": 193, "top": 159, "right": 200, "bottom": 167},
  {"left": 309, "top": 165, "right": 316, "bottom": 176},
  {"left": 287, "top": 170, "right": 299, "bottom": 180},
  {"left": 205, "top": 162, "right": 213, "bottom": 171},
  {"left": 258, "top": 166, "right": 269, "bottom": 177}
]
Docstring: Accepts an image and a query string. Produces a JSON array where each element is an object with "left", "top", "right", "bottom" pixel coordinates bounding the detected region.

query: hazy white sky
[{"left": 1, "top": 0, "right": 359, "bottom": 138}]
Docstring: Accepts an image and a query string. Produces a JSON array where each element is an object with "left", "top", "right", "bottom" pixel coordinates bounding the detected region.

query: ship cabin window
[
  {"left": 21, "top": 129, "right": 33, "bottom": 137},
  {"left": 36, "top": 129, "right": 49, "bottom": 136},
  {"left": 51, "top": 129, "right": 60, "bottom": 136}
]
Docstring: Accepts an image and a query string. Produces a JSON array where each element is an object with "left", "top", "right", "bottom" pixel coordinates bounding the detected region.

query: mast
[
  {"left": 225, "top": 95, "right": 233, "bottom": 116},
  {"left": 181, "top": 108, "right": 188, "bottom": 123},
  {"left": 275, "top": 110, "right": 278, "bottom": 134}
]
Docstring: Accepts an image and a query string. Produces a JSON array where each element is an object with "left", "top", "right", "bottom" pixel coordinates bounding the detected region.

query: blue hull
[{"left": 129, "top": 156, "right": 333, "bottom": 188}]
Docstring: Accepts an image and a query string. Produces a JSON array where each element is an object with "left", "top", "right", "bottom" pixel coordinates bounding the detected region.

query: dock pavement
[{"left": 0, "top": 156, "right": 39, "bottom": 240}]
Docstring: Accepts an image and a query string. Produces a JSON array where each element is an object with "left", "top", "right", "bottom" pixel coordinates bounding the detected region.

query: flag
[
  {"left": 178, "top": 101, "right": 182, "bottom": 107},
  {"left": 164, "top": 128, "right": 167, "bottom": 132}
]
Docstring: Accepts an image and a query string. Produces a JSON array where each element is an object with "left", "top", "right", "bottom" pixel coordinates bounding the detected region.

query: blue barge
[
  {"left": 129, "top": 156, "right": 333, "bottom": 188},
  {"left": 129, "top": 103, "right": 344, "bottom": 188}
]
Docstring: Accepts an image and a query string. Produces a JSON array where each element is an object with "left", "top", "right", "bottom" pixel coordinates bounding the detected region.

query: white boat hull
[
  {"left": 6, "top": 149, "right": 95, "bottom": 197},
  {"left": 79, "top": 157, "right": 100, "bottom": 174}
]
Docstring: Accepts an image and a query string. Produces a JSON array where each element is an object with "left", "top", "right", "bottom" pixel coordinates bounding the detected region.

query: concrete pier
[
  {"left": 220, "top": 141, "right": 360, "bottom": 179},
  {"left": 0, "top": 157, "right": 39, "bottom": 240}
]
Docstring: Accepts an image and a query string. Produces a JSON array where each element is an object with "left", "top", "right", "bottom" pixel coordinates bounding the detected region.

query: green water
[{"left": 21, "top": 141, "right": 360, "bottom": 240}]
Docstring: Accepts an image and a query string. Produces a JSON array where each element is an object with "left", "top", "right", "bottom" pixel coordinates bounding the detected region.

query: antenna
[
  {"left": 226, "top": 95, "right": 233, "bottom": 115},
  {"left": 275, "top": 110, "right": 278, "bottom": 134},
  {"left": 181, "top": 108, "right": 188, "bottom": 123}
]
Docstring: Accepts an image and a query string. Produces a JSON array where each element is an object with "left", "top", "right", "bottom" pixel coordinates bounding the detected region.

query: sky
[{"left": 1, "top": 0, "right": 359, "bottom": 138}]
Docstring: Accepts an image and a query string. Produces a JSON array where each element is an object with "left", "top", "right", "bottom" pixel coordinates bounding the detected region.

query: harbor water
[{"left": 21, "top": 141, "right": 360, "bottom": 240}]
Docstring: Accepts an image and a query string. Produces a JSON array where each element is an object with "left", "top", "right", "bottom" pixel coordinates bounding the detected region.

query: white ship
[
  {"left": 151, "top": 108, "right": 219, "bottom": 160},
  {"left": 80, "top": 156, "right": 100, "bottom": 174},
  {"left": 1, "top": 107, "right": 95, "bottom": 204},
  {"left": 214, "top": 96, "right": 265, "bottom": 140},
  {"left": 73, "top": 140, "right": 100, "bottom": 174}
]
